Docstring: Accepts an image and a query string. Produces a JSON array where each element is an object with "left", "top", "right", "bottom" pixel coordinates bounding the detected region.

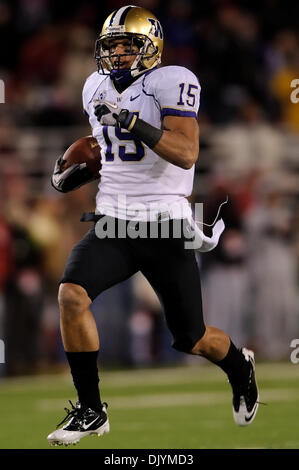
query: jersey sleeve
[
  {"left": 151, "top": 66, "right": 201, "bottom": 119},
  {"left": 82, "top": 71, "right": 99, "bottom": 118},
  {"left": 82, "top": 78, "right": 90, "bottom": 118}
]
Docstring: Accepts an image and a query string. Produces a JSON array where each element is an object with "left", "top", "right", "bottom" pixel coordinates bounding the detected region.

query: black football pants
[{"left": 60, "top": 217, "right": 206, "bottom": 352}]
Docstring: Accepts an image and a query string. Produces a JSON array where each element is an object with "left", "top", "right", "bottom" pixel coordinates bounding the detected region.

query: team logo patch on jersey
[{"left": 97, "top": 91, "right": 107, "bottom": 101}]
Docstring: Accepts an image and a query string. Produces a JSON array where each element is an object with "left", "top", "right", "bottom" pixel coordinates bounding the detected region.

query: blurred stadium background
[{"left": 0, "top": 0, "right": 299, "bottom": 449}]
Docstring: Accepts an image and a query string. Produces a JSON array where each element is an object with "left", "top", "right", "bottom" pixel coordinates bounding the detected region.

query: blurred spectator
[
  {"left": 16, "top": 0, "right": 51, "bottom": 36},
  {"left": 245, "top": 175, "right": 299, "bottom": 359},
  {"left": 210, "top": 99, "right": 285, "bottom": 174},
  {"left": 201, "top": 178, "right": 251, "bottom": 346},
  {"left": 4, "top": 223, "right": 44, "bottom": 376},
  {"left": 18, "top": 25, "right": 66, "bottom": 83},
  {"left": 269, "top": 31, "right": 299, "bottom": 132},
  {"left": 0, "top": 217, "right": 13, "bottom": 369},
  {"left": 60, "top": 25, "right": 96, "bottom": 99},
  {"left": 0, "top": 218, "right": 12, "bottom": 293},
  {"left": 202, "top": 229, "right": 251, "bottom": 346},
  {"left": 162, "top": 0, "right": 197, "bottom": 69}
]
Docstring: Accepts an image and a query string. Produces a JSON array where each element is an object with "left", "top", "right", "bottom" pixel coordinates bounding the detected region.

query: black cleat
[
  {"left": 47, "top": 401, "right": 109, "bottom": 446},
  {"left": 230, "top": 348, "right": 259, "bottom": 426}
]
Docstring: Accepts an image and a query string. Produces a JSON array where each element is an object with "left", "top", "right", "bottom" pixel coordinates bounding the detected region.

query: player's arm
[
  {"left": 51, "top": 156, "right": 98, "bottom": 193},
  {"left": 153, "top": 115, "right": 199, "bottom": 169}
]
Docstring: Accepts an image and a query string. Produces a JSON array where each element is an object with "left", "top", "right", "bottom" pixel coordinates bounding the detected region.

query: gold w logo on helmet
[{"left": 148, "top": 18, "right": 163, "bottom": 40}]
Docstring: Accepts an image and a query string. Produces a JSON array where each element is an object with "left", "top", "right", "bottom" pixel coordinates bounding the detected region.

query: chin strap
[
  {"left": 110, "top": 63, "right": 153, "bottom": 86},
  {"left": 110, "top": 68, "right": 133, "bottom": 85}
]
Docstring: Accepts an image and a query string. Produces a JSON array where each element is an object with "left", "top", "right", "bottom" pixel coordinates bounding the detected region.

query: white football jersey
[{"left": 82, "top": 66, "right": 201, "bottom": 221}]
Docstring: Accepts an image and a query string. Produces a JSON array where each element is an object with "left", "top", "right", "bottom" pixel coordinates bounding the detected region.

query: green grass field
[{"left": 0, "top": 362, "right": 298, "bottom": 449}]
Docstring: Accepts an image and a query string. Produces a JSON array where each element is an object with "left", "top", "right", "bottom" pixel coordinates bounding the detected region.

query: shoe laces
[
  {"left": 56, "top": 401, "right": 108, "bottom": 429},
  {"left": 229, "top": 365, "right": 267, "bottom": 407},
  {"left": 240, "top": 362, "right": 267, "bottom": 406},
  {"left": 56, "top": 400, "right": 82, "bottom": 429}
]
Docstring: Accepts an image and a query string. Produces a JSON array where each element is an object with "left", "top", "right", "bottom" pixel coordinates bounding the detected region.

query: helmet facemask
[{"left": 94, "top": 33, "right": 160, "bottom": 84}]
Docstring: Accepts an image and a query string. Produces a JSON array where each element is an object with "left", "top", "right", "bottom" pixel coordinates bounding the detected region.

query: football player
[{"left": 48, "top": 6, "right": 259, "bottom": 446}]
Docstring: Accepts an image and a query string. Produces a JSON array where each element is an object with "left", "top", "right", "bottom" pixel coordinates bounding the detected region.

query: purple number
[
  {"left": 177, "top": 83, "right": 185, "bottom": 106},
  {"left": 177, "top": 83, "right": 198, "bottom": 107},
  {"left": 186, "top": 84, "right": 198, "bottom": 107},
  {"left": 115, "top": 127, "right": 145, "bottom": 161},
  {"left": 102, "top": 126, "right": 114, "bottom": 161},
  {"left": 103, "top": 113, "right": 145, "bottom": 162}
]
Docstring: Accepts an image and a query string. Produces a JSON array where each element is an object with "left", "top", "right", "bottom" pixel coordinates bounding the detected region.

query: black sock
[
  {"left": 214, "top": 340, "right": 248, "bottom": 383},
  {"left": 66, "top": 351, "right": 102, "bottom": 411}
]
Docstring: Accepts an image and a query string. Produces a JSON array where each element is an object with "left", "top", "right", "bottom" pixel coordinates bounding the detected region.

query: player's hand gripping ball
[{"left": 61, "top": 135, "right": 102, "bottom": 176}]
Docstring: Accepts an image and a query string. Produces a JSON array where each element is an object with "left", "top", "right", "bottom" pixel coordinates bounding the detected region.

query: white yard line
[{"left": 37, "top": 388, "right": 299, "bottom": 411}]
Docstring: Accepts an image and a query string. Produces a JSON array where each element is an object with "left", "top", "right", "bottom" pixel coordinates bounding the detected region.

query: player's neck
[{"left": 111, "top": 74, "right": 140, "bottom": 93}]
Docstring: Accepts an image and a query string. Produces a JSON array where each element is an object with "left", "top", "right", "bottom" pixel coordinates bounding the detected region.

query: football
[{"left": 62, "top": 135, "right": 102, "bottom": 177}]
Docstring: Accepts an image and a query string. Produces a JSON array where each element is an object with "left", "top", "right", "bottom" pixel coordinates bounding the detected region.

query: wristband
[{"left": 117, "top": 110, "right": 163, "bottom": 149}]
